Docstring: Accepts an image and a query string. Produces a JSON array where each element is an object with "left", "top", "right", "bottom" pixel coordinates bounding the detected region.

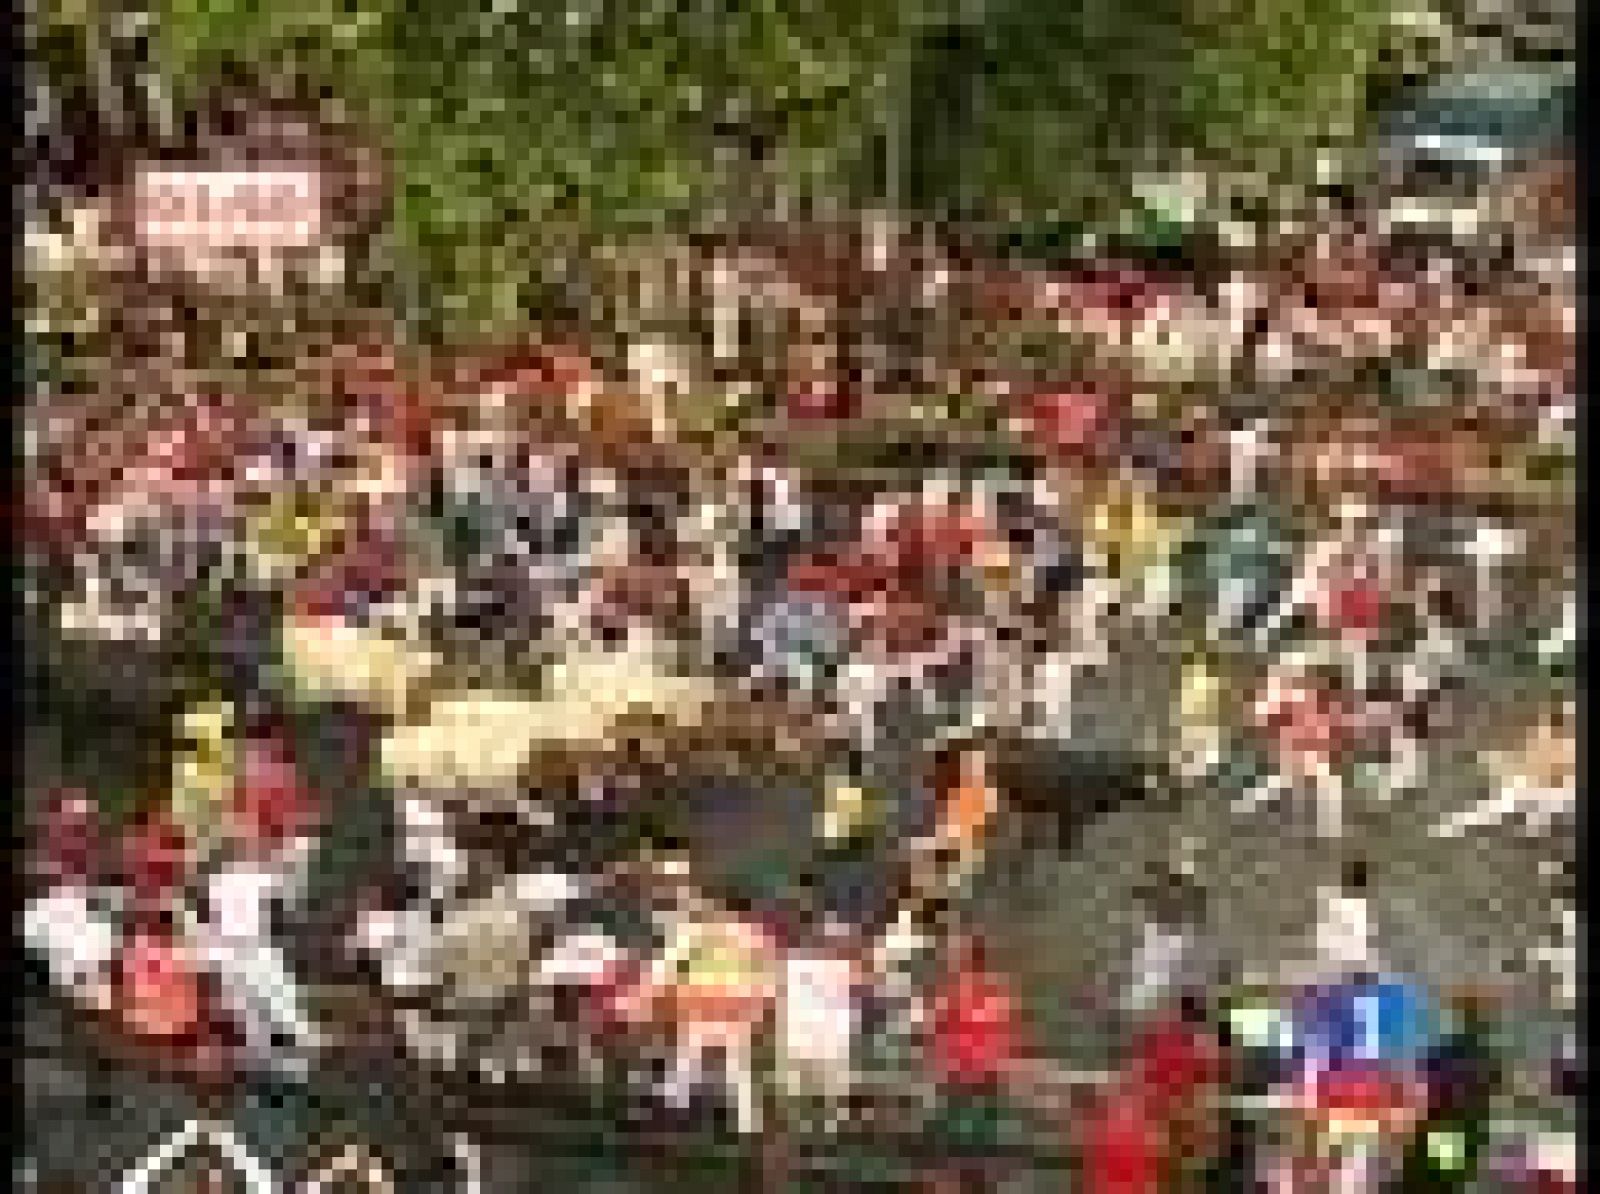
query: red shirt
[
  {"left": 115, "top": 927, "right": 206, "bottom": 1043},
  {"left": 234, "top": 736, "right": 318, "bottom": 846},
  {"left": 37, "top": 789, "right": 104, "bottom": 886},
  {"left": 786, "top": 381, "right": 859, "bottom": 421},
  {"left": 1295, "top": 1062, "right": 1426, "bottom": 1135},
  {"left": 1083, "top": 1086, "right": 1165, "bottom": 1194},
  {"left": 464, "top": 345, "right": 595, "bottom": 399},
  {"left": 335, "top": 343, "right": 438, "bottom": 460},
  {"left": 1316, "top": 577, "right": 1386, "bottom": 642},
  {"left": 120, "top": 815, "right": 190, "bottom": 901},
  {"left": 1128, "top": 1015, "right": 1227, "bottom": 1118},
  {"left": 1528, "top": 1171, "right": 1578, "bottom": 1194},
  {"left": 1256, "top": 683, "right": 1353, "bottom": 765},
  {"left": 878, "top": 505, "right": 988, "bottom": 575},
  {"left": 1025, "top": 388, "right": 1114, "bottom": 457},
  {"left": 929, "top": 965, "right": 1022, "bottom": 1088},
  {"left": 289, "top": 528, "right": 406, "bottom": 619},
  {"left": 583, "top": 957, "right": 650, "bottom": 1035},
  {"left": 785, "top": 551, "right": 895, "bottom": 606}
]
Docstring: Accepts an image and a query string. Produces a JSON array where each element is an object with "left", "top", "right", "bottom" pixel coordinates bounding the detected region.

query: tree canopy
[{"left": 133, "top": 0, "right": 1402, "bottom": 334}]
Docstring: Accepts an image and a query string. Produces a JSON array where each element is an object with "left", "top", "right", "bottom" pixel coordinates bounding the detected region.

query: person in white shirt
[
  {"left": 23, "top": 792, "right": 122, "bottom": 1013},
  {"left": 193, "top": 833, "right": 325, "bottom": 1074},
  {"left": 1125, "top": 864, "right": 1210, "bottom": 1017},
  {"left": 777, "top": 918, "right": 864, "bottom": 1119},
  {"left": 645, "top": 868, "right": 777, "bottom": 1136}
]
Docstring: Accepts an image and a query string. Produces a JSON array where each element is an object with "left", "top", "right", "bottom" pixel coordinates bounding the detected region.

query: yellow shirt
[
  {"left": 1082, "top": 481, "right": 1186, "bottom": 579},
  {"left": 670, "top": 918, "right": 770, "bottom": 990}
]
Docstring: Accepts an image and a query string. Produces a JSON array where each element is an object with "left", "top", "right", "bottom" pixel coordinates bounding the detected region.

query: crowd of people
[{"left": 21, "top": 81, "right": 1576, "bottom": 1193}]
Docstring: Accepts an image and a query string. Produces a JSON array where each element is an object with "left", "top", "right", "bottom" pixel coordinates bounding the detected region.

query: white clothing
[
  {"left": 534, "top": 931, "right": 627, "bottom": 987},
  {"left": 779, "top": 953, "right": 859, "bottom": 1099},
  {"left": 24, "top": 885, "right": 121, "bottom": 994},
  {"left": 1125, "top": 921, "right": 1193, "bottom": 1014},
  {"left": 197, "top": 839, "right": 322, "bottom": 1059}
]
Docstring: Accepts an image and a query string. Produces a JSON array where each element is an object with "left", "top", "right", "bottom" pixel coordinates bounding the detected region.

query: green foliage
[
  {"left": 154, "top": 0, "right": 394, "bottom": 111},
  {"left": 152, "top": 0, "right": 928, "bottom": 335},
  {"left": 148, "top": 0, "right": 1403, "bottom": 337},
  {"left": 1172, "top": 0, "right": 1391, "bottom": 164},
  {"left": 904, "top": 0, "right": 1396, "bottom": 229},
  {"left": 383, "top": 0, "right": 924, "bottom": 336}
]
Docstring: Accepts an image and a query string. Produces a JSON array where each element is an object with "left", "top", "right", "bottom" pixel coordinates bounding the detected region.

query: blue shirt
[{"left": 1289, "top": 974, "right": 1439, "bottom": 1075}]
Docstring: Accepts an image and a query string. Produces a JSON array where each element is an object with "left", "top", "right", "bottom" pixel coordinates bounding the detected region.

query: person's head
[
  {"left": 945, "top": 931, "right": 990, "bottom": 976},
  {"left": 1343, "top": 858, "right": 1370, "bottom": 894},
  {"left": 1137, "top": 863, "right": 1206, "bottom": 930},
  {"left": 930, "top": 739, "right": 991, "bottom": 793}
]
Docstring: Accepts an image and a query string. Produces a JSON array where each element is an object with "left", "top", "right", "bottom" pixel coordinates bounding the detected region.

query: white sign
[{"left": 134, "top": 166, "right": 326, "bottom": 264}]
